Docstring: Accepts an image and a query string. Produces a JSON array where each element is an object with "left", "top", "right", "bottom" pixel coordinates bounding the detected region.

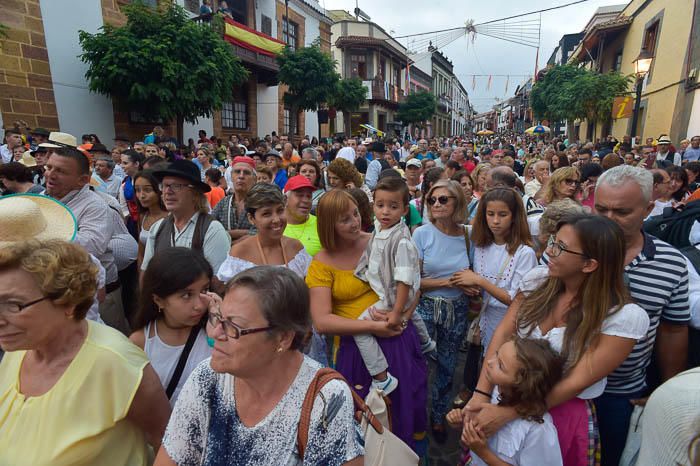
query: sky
[{"left": 319, "top": 0, "right": 627, "bottom": 112}]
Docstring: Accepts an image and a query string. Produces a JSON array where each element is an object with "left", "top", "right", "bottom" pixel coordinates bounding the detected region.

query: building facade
[
  {"left": 328, "top": 11, "right": 407, "bottom": 137},
  {"left": 430, "top": 47, "right": 453, "bottom": 138},
  {"left": 451, "top": 76, "right": 470, "bottom": 136}
]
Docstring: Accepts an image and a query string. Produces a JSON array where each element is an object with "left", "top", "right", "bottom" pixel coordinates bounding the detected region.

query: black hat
[
  {"left": 370, "top": 142, "right": 386, "bottom": 153},
  {"left": 31, "top": 127, "right": 50, "bottom": 137},
  {"left": 152, "top": 159, "right": 211, "bottom": 193},
  {"left": 88, "top": 143, "right": 109, "bottom": 154}
]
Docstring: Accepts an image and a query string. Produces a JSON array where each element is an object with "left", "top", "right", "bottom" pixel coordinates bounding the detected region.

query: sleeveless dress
[{"left": 143, "top": 322, "right": 212, "bottom": 405}]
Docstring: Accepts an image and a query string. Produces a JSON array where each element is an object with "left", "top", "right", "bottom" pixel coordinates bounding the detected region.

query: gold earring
[{"left": 276, "top": 347, "right": 283, "bottom": 353}]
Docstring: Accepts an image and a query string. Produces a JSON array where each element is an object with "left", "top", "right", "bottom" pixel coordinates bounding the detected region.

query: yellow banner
[{"left": 224, "top": 22, "right": 285, "bottom": 56}]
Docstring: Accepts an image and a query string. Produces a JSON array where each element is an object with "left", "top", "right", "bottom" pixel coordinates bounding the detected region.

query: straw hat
[
  {"left": 0, "top": 194, "right": 77, "bottom": 247},
  {"left": 18, "top": 150, "right": 36, "bottom": 167},
  {"left": 44, "top": 131, "right": 77, "bottom": 148}
]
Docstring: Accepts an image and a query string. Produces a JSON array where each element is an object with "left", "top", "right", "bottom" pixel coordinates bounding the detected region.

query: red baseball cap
[
  {"left": 283, "top": 175, "right": 315, "bottom": 193},
  {"left": 232, "top": 156, "right": 256, "bottom": 170}
]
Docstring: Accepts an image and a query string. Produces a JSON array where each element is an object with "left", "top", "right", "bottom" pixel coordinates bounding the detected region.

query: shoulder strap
[
  {"left": 153, "top": 216, "right": 175, "bottom": 254},
  {"left": 297, "top": 367, "right": 384, "bottom": 460},
  {"left": 464, "top": 225, "right": 472, "bottom": 268},
  {"left": 165, "top": 326, "right": 199, "bottom": 399},
  {"left": 191, "top": 214, "right": 215, "bottom": 252}
]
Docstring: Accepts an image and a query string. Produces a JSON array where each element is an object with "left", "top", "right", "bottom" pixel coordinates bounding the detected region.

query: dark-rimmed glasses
[
  {"left": 0, "top": 296, "right": 50, "bottom": 314},
  {"left": 208, "top": 312, "right": 275, "bottom": 340},
  {"left": 547, "top": 235, "right": 588, "bottom": 258},
  {"left": 427, "top": 195, "right": 456, "bottom": 206},
  {"left": 159, "top": 183, "right": 195, "bottom": 193}
]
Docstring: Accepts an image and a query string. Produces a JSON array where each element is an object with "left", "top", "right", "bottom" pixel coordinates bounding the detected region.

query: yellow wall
[{"left": 611, "top": 0, "right": 693, "bottom": 141}]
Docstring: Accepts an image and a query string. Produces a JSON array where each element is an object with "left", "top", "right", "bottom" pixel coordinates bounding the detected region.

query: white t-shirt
[
  {"left": 474, "top": 243, "right": 537, "bottom": 349},
  {"left": 517, "top": 266, "right": 650, "bottom": 398}
]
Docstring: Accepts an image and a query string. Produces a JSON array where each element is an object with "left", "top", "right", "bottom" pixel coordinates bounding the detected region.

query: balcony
[
  {"left": 193, "top": 13, "right": 284, "bottom": 85},
  {"left": 363, "top": 79, "right": 405, "bottom": 106}
]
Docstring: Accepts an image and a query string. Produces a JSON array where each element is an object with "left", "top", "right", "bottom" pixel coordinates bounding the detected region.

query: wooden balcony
[{"left": 365, "top": 79, "right": 405, "bottom": 106}]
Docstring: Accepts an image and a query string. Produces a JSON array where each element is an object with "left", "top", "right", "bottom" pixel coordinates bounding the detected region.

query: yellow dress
[{"left": 0, "top": 320, "right": 151, "bottom": 466}]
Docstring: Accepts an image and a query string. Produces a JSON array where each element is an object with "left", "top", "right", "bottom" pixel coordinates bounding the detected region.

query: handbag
[{"left": 297, "top": 368, "right": 419, "bottom": 465}]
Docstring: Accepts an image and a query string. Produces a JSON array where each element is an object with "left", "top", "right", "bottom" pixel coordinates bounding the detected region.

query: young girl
[
  {"left": 447, "top": 338, "right": 564, "bottom": 466},
  {"left": 130, "top": 247, "right": 213, "bottom": 405},
  {"left": 450, "top": 188, "right": 537, "bottom": 350},
  {"left": 134, "top": 170, "right": 167, "bottom": 269}
]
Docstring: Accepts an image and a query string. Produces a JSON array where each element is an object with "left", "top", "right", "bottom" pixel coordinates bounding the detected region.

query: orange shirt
[
  {"left": 281, "top": 153, "right": 301, "bottom": 169},
  {"left": 205, "top": 186, "right": 226, "bottom": 209},
  {"left": 688, "top": 187, "right": 700, "bottom": 203}
]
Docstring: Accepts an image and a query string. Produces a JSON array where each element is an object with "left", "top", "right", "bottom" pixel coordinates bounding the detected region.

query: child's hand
[
  {"left": 449, "top": 270, "right": 481, "bottom": 287},
  {"left": 387, "top": 312, "right": 403, "bottom": 329},
  {"left": 461, "top": 420, "right": 489, "bottom": 455},
  {"left": 446, "top": 408, "right": 464, "bottom": 429}
]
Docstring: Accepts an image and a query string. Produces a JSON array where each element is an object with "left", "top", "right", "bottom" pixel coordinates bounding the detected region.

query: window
[
  {"left": 223, "top": 86, "right": 247, "bottom": 129},
  {"left": 350, "top": 54, "right": 367, "bottom": 79},
  {"left": 184, "top": 0, "right": 199, "bottom": 14},
  {"left": 283, "top": 106, "right": 296, "bottom": 135},
  {"left": 283, "top": 19, "right": 298, "bottom": 51},
  {"left": 642, "top": 21, "right": 659, "bottom": 53},
  {"left": 614, "top": 51, "right": 623, "bottom": 72},
  {"left": 261, "top": 15, "right": 272, "bottom": 36}
]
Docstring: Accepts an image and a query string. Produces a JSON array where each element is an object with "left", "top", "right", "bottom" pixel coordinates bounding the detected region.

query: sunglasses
[{"left": 427, "top": 195, "right": 455, "bottom": 206}]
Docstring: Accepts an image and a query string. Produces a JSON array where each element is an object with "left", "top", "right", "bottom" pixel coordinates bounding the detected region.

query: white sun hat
[{"left": 0, "top": 194, "right": 77, "bottom": 247}]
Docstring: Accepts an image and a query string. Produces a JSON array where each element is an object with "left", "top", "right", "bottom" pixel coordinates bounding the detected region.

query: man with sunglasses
[{"left": 142, "top": 159, "right": 230, "bottom": 274}]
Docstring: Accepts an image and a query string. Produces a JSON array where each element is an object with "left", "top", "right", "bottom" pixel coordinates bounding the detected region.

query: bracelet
[{"left": 473, "top": 388, "right": 492, "bottom": 398}]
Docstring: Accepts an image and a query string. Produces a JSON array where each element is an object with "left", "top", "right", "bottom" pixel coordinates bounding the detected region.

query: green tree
[
  {"left": 277, "top": 40, "right": 339, "bottom": 137},
  {"left": 78, "top": 3, "right": 248, "bottom": 143},
  {"left": 530, "top": 64, "right": 632, "bottom": 130},
  {"left": 329, "top": 78, "right": 367, "bottom": 137},
  {"left": 396, "top": 91, "right": 437, "bottom": 132}
]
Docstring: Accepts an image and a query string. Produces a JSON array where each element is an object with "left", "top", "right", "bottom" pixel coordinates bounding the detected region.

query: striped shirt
[{"left": 605, "top": 234, "right": 690, "bottom": 395}]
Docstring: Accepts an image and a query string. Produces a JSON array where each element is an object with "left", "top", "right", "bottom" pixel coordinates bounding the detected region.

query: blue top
[
  {"left": 274, "top": 169, "right": 288, "bottom": 190},
  {"left": 413, "top": 223, "right": 469, "bottom": 299}
]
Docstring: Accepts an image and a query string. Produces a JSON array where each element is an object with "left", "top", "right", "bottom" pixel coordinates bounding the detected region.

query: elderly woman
[
  {"left": 412, "top": 180, "right": 472, "bottom": 442},
  {"left": 538, "top": 166, "right": 581, "bottom": 206},
  {"left": 211, "top": 156, "right": 257, "bottom": 243},
  {"left": 154, "top": 266, "right": 363, "bottom": 465},
  {"left": 297, "top": 159, "right": 326, "bottom": 211},
  {"left": 306, "top": 190, "right": 428, "bottom": 452},
  {"left": 0, "top": 240, "right": 170, "bottom": 465}
]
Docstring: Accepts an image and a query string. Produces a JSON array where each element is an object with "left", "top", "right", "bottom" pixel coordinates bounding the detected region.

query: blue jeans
[
  {"left": 416, "top": 294, "right": 469, "bottom": 424},
  {"left": 594, "top": 390, "right": 644, "bottom": 466}
]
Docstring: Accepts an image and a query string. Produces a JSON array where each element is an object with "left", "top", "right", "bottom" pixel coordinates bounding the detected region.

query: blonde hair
[
  {"left": 316, "top": 189, "right": 358, "bottom": 252},
  {"left": 426, "top": 179, "right": 467, "bottom": 224},
  {"left": 472, "top": 163, "right": 492, "bottom": 192},
  {"left": 0, "top": 240, "right": 98, "bottom": 320},
  {"left": 541, "top": 166, "right": 580, "bottom": 204}
]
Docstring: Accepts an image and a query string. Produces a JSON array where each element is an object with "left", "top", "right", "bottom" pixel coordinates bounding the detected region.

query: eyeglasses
[
  {"left": 159, "top": 183, "right": 194, "bottom": 193},
  {"left": 563, "top": 178, "right": 579, "bottom": 185},
  {"left": 547, "top": 235, "right": 588, "bottom": 258},
  {"left": 208, "top": 312, "right": 275, "bottom": 340},
  {"left": 0, "top": 296, "right": 50, "bottom": 314},
  {"left": 427, "top": 195, "right": 455, "bottom": 206}
]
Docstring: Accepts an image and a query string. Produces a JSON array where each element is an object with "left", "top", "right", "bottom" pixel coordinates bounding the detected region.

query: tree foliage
[
  {"left": 329, "top": 78, "right": 367, "bottom": 136},
  {"left": 530, "top": 64, "right": 632, "bottom": 123},
  {"left": 277, "top": 41, "right": 339, "bottom": 112},
  {"left": 78, "top": 3, "right": 248, "bottom": 140},
  {"left": 396, "top": 91, "right": 437, "bottom": 127}
]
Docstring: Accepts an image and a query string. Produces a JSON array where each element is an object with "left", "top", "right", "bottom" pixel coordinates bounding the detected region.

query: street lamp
[{"left": 630, "top": 50, "right": 654, "bottom": 140}]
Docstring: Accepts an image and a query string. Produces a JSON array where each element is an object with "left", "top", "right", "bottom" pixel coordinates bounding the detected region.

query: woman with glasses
[
  {"left": 463, "top": 215, "right": 649, "bottom": 466},
  {"left": 0, "top": 240, "right": 170, "bottom": 465},
  {"left": 130, "top": 248, "right": 213, "bottom": 405},
  {"left": 154, "top": 266, "right": 363, "bottom": 466},
  {"left": 412, "top": 179, "right": 473, "bottom": 443},
  {"left": 538, "top": 166, "right": 581, "bottom": 207}
]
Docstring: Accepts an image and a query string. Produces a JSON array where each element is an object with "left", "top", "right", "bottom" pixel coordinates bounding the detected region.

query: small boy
[{"left": 354, "top": 176, "right": 436, "bottom": 395}]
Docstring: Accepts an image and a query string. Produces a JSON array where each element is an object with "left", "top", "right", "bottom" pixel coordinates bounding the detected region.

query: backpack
[{"left": 643, "top": 200, "right": 700, "bottom": 273}]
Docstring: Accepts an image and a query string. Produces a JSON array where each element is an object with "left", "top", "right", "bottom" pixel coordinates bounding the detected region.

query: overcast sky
[{"left": 320, "top": 0, "right": 626, "bottom": 112}]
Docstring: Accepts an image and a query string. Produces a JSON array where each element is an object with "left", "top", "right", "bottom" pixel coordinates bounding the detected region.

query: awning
[{"left": 223, "top": 18, "right": 285, "bottom": 57}]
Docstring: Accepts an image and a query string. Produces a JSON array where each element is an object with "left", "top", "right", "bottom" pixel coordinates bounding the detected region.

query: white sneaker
[{"left": 371, "top": 372, "right": 399, "bottom": 395}]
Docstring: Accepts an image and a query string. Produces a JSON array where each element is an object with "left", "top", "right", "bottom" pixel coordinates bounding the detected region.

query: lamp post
[{"left": 630, "top": 50, "right": 653, "bottom": 141}]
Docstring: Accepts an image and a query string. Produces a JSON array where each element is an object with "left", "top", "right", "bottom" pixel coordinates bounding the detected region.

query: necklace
[{"left": 256, "top": 235, "right": 289, "bottom": 265}]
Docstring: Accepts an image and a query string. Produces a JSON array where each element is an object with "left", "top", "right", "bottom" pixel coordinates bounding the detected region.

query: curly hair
[
  {"left": 497, "top": 338, "right": 565, "bottom": 423},
  {"left": 327, "top": 157, "right": 363, "bottom": 188},
  {"left": 0, "top": 240, "right": 98, "bottom": 320}
]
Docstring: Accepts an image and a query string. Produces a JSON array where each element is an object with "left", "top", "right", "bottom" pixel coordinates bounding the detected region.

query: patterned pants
[{"left": 415, "top": 294, "right": 469, "bottom": 424}]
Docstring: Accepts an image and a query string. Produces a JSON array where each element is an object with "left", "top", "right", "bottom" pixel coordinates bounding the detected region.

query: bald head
[{"left": 486, "top": 166, "right": 517, "bottom": 190}]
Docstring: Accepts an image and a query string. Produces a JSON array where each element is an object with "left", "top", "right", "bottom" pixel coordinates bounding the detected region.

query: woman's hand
[
  {"left": 449, "top": 269, "right": 482, "bottom": 288},
  {"left": 369, "top": 320, "right": 403, "bottom": 338},
  {"left": 459, "top": 285, "right": 481, "bottom": 296},
  {"left": 466, "top": 403, "right": 518, "bottom": 437}
]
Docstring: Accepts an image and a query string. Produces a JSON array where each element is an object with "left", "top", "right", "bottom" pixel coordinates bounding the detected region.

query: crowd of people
[{"left": 0, "top": 123, "right": 698, "bottom": 466}]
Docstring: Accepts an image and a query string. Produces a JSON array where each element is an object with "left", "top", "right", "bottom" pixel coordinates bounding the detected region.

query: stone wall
[{"left": 0, "top": 0, "right": 59, "bottom": 131}]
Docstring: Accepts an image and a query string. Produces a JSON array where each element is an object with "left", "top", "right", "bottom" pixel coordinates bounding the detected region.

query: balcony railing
[{"left": 362, "top": 79, "right": 405, "bottom": 104}]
